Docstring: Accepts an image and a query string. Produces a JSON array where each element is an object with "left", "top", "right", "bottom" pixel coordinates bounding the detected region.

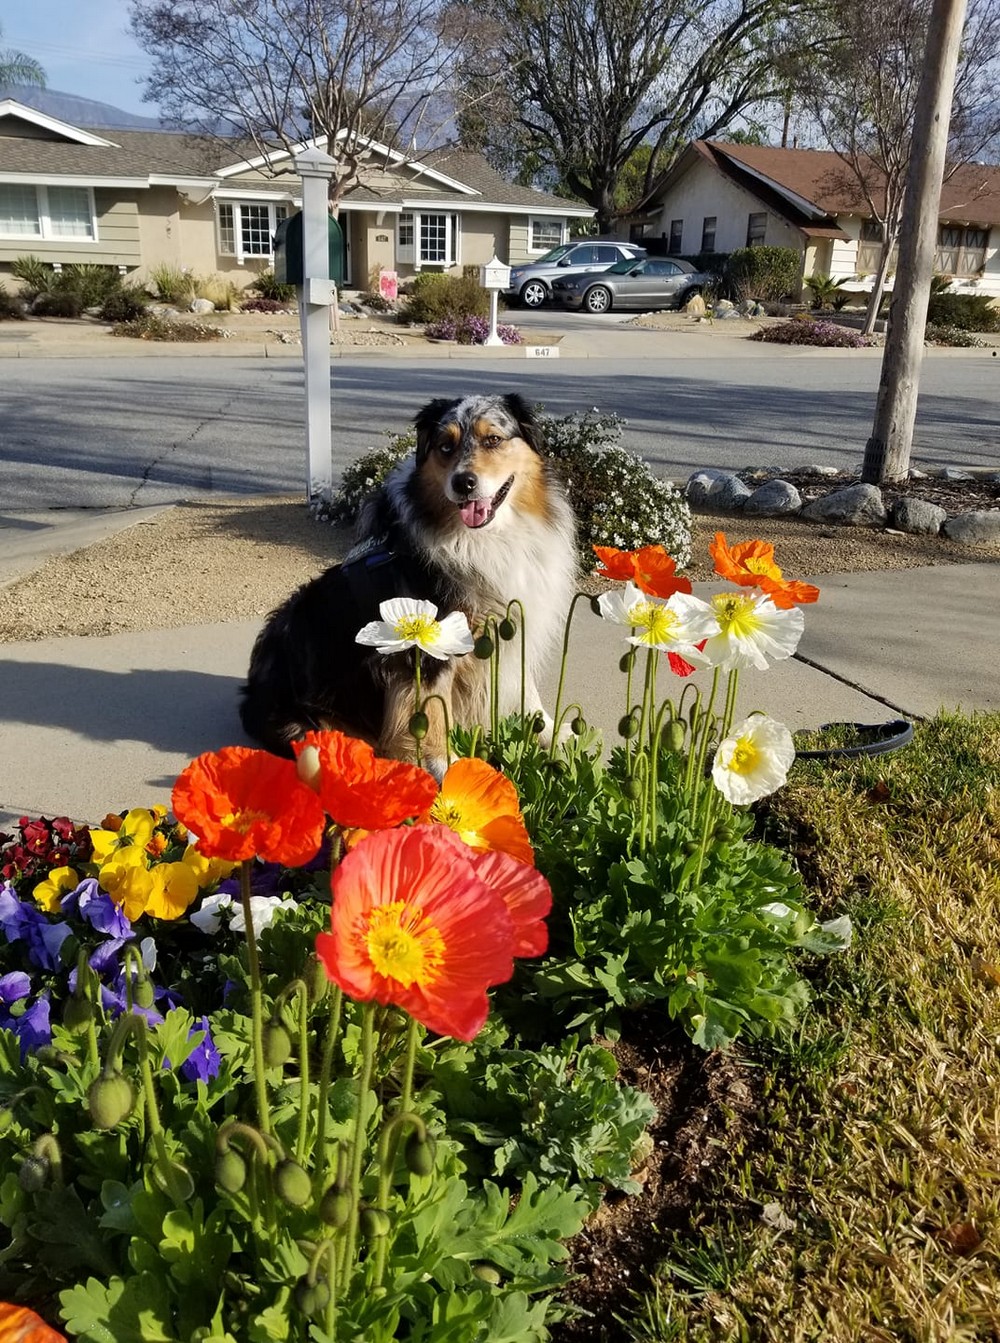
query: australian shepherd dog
[{"left": 239, "top": 393, "right": 578, "bottom": 777}]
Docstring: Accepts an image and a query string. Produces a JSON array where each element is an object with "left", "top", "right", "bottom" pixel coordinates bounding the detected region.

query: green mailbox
[{"left": 273, "top": 211, "right": 344, "bottom": 286}]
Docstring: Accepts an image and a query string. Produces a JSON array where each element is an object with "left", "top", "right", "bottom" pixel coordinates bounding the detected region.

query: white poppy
[
  {"left": 712, "top": 714, "right": 796, "bottom": 805},
  {"left": 597, "top": 583, "right": 714, "bottom": 662},
  {"left": 355, "top": 597, "right": 474, "bottom": 661},
  {"left": 692, "top": 591, "right": 804, "bottom": 671}
]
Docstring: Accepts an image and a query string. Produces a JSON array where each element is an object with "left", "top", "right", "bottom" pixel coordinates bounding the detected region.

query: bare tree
[
  {"left": 128, "top": 0, "right": 487, "bottom": 204},
  {"left": 788, "top": 0, "right": 1000, "bottom": 334},
  {"left": 451, "top": 0, "right": 810, "bottom": 232},
  {"left": 0, "top": 24, "right": 46, "bottom": 88}
]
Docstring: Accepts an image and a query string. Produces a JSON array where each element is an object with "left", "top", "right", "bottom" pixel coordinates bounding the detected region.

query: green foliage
[
  {"left": 10, "top": 254, "right": 52, "bottom": 297},
  {"left": 147, "top": 263, "right": 194, "bottom": 305},
  {"left": 399, "top": 273, "right": 489, "bottom": 325},
  {"left": 925, "top": 291, "right": 1000, "bottom": 332},
  {"left": 110, "top": 314, "right": 224, "bottom": 342},
  {"left": 98, "top": 285, "right": 152, "bottom": 324},
  {"left": 320, "top": 432, "right": 415, "bottom": 527},
  {"left": 0, "top": 281, "right": 26, "bottom": 320},
  {"left": 248, "top": 268, "right": 297, "bottom": 303},
  {"left": 806, "top": 273, "right": 850, "bottom": 309},
  {"left": 31, "top": 290, "right": 85, "bottom": 318},
  {"left": 56, "top": 264, "right": 122, "bottom": 308},
  {"left": 923, "top": 323, "right": 985, "bottom": 347},
  {"left": 727, "top": 246, "right": 802, "bottom": 302}
]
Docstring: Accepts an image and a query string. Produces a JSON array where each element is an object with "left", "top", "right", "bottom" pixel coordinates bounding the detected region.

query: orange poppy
[
  {"left": 172, "top": 747, "right": 325, "bottom": 867},
  {"left": 421, "top": 757, "right": 534, "bottom": 866},
  {"left": 592, "top": 544, "right": 692, "bottom": 599},
  {"left": 0, "top": 1302, "right": 66, "bottom": 1341},
  {"left": 471, "top": 849, "right": 551, "bottom": 957},
  {"left": 293, "top": 731, "right": 438, "bottom": 830},
  {"left": 709, "top": 533, "right": 820, "bottom": 609},
  {"left": 316, "top": 826, "right": 516, "bottom": 1040}
]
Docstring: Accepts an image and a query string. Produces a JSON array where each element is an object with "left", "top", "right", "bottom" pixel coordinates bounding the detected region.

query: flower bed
[{"left": 0, "top": 537, "right": 851, "bottom": 1340}]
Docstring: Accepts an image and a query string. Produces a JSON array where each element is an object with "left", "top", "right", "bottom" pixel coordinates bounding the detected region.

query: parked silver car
[
  {"left": 552, "top": 256, "right": 710, "bottom": 314},
  {"left": 504, "top": 241, "right": 646, "bottom": 308}
]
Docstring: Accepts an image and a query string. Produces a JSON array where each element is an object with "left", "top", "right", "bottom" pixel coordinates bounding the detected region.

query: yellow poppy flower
[
  {"left": 423, "top": 758, "right": 534, "bottom": 866},
  {"left": 33, "top": 866, "right": 80, "bottom": 913}
]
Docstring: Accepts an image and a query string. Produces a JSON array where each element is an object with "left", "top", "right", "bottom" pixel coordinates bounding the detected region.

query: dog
[{"left": 239, "top": 393, "right": 578, "bottom": 776}]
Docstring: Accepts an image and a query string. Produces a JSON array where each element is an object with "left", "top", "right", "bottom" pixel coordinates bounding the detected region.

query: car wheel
[
  {"left": 584, "top": 285, "right": 612, "bottom": 314},
  {"left": 677, "top": 286, "right": 702, "bottom": 309},
  {"left": 520, "top": 280, "right": 548, "bottom": 308}
]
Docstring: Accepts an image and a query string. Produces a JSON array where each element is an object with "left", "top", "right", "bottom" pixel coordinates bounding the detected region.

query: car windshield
[{"left": 533, "top": 244, "right": 575, "bottom": 264}]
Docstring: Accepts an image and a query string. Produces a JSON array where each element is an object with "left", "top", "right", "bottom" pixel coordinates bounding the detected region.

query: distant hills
[{"left": 0, "top": 85, "right": 166, "bottom": 131}]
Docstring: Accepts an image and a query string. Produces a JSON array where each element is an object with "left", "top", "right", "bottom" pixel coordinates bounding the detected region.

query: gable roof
[
  {"left": 670, "top": 140, "right": 1000, "bottom": 230},
  {"left": 0, "top": 98, "right": 590, "bottom": 217}
]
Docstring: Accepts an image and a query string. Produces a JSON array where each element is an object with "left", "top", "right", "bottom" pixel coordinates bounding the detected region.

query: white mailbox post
[
  {"left": 295, "top": 144, "right": 337, "bottom": 500},
  {"left": 480, "top": 254, "right": 511, "bottom": 347}
]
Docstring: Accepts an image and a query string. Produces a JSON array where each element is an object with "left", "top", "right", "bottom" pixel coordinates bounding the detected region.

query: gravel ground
[{"left": 1, "top": 494, "right": 997, "bottom": 645}]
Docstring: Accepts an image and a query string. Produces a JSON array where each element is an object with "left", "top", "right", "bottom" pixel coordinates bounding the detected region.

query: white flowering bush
[
  {"left": 543, "top": 409, "right": 692, "bottom": 569},
  {"left": 318, "top": 409, "right": 692, "bottom": 571}
]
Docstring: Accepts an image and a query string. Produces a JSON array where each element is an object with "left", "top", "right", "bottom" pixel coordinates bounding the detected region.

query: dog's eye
[
  {"left": 437, "top": 440, "right": 457, "bottom": 457},
  {"left": 482, "top": 434, "right": 503, "bottom": 448}
]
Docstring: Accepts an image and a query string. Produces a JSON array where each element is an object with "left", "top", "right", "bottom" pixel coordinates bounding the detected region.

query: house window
[
  {"left": 668, "top": 219, "right": 683, "bottom": 254},
  {"left": 530, "top": 217, "right": 563, "bottom": 252},
  {"left": 701, "top": 216, "right": 717, "bottom": 253},
  {"left": 746, "top": 212, "right": 767, "bottom": 247},
  {"left": 0, "top": 184, "right": 96, "bottom": 240},
  {"left": 397, "top": 211, "right": 460, "bottom": 267},
  {"left": 935, "top": 225, "right": 989, "bottom": 277},
  {"left": 856, "top": 219, "right": 900, "bottom": 275},
  {"left": 216, "top": 201, "right": 288, "bottom": 262}
]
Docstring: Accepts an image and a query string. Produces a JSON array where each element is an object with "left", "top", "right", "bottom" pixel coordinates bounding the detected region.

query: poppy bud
[
  {"left": 618, "top": 713, "right": 639, "bottom": 740},
  {"left": 304, "top": 952, "right": 329, "bottom": 1004},
  {"left": 619, "top": 650, "right": 636, "bottom": 673},
  {"left": 404, "top": 1130, "right": 436, "bottom": 1177},
  {"left": 473, "top": 634, "right": 494, "bottom": 660},
  {"left": 262, "top": 1020, "right": 292, "bottom": 1069},
  {"left": 215, "top": 1148, "right": 247, "bottom": 1194},
  {"left": 664, "top": 721, "right": 686, "bottom": 754},
  {"left": 63, "top": 993, "right": 95, "bottom": 1033},
  {"left": 623, "top": 777, "right": 642, "bottom": 800},
  {"left": 88, "top": 1072, "right": 135, "bottom": 1130},
  {"left": 571, "top": 715, "right": 585, "bottom": 736},
  {"left": 18, "top": 1155, "right": 48, "bottom": 1193},
  {"left": 318, "top": 1183, "right": 352, "bottom": 1228},
  {"left": 294, "top": 1277, "right": 331, "bottom": 1319},
  {"left": 589, "top": 595, "right": 603, "bottom": 616},
  {"left": 472, "top": 1264, "right": 502, "bottom": 1285},
  {"left": 274, "top": 1159, "right": 311, "bottom": 1207},
  {"left": 531, "top": 712, "right": 547, "bottom": 734},
  {"left": 408, "top": 711, "right": 429, "bottom": 740},
  {"left": 359, "top": 1205, "right": 391, "bottom": 1239},
  {"left": 133, "top": 977, "right": 155, "bottom": 1009},
  {"left": 498, "top": 618, "right": 516, "bottom": 642},
  {"left": 295, "top": 743, "right": 321, "bottom": 790}
]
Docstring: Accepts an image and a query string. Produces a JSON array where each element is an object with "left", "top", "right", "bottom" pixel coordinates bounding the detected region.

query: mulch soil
[{"left": 738, "top": 467, "right": 1000, "bottom": 515}]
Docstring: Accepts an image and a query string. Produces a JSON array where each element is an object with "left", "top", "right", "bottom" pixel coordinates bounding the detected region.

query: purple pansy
[
  {"left": 62, "top": 878, "right": 132, "bottom": 939},
  {"left": 0, "top": 891, "right": 72, "bottom": 971},
  {"left": 180, "top": 1016, "right": 222, "bottom": 1083},
  {"left": 0, "top": 991, "right": 52, "bottom": 1058},
  {"left": 0, "top": 970, "right": 31, "bottom": 1004}
]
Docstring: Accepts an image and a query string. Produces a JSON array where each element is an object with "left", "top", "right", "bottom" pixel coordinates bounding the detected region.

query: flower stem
[
  {"left": 314, "top": 986, "right": 343, "bottom": 1191},
  {"left": 413, "top": 651, "right": 423, "bottom": 768},
  {"left": 550, "top": 593, "right": 589, "bottom": 759},
  {"left": 240, "top": 859, "right": 271, "bottom": 1136},
  {"left": 340, "top": 1003, "right": 376, "bottom": 1277}
]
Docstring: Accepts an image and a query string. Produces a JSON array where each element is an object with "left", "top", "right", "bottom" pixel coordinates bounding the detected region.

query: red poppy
[
  {"left": 593, "top": 544, "right": 692, "bottom": 599},
  {"left": 172, "top": 747, "right": 325, "bottom": 866},
  {"left": 0, "top": 1302, "right": 66, "bottom": 1341},
  {"left": 292, "top": 731, "right": 438, "bottom": 830},
  {"left": 316, "top": 826, "right": 516, "bottom": 1040},
  {"left": 709, "top": 533, "right": 820, "bottom": 609},
  {"left": 421, "top": 757, "right": 534, "bottom": 866},
  {"left": 470, "top": 849, "right": 551, "bottom": 957}
]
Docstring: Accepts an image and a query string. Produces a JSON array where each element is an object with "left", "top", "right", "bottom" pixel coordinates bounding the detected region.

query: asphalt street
[{"left": 2, "top": 346, "right": 997, "bottom": 509}]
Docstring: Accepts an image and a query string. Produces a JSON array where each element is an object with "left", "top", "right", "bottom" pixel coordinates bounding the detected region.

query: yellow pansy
[
  {"left": 89, "top": 808, "right": 158, "bottom": 865},
  {"left": 33, "top": 866, "right": 80, "bottom": 913},
  {"left": 180, "top": 844, "right": 237, "bottom": 889},
  {"left": 145, "top": 862, "right": 200, "bottom": 920},
  {"left": 98, "top": 847, "right": 154, "bottom": 921}
]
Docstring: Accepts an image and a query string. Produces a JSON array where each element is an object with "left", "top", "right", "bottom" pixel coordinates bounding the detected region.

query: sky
[{"left": 4, "top": 0, "right": 153, "bottom": 115}]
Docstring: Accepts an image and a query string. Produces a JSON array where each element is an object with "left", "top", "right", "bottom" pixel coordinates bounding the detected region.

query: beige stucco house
[
  {"left": 0, "top": 98, "right": 593, "bottom": 291},
  {"left": 642, "top": 139, "right": 1000, "bottom": 299}
]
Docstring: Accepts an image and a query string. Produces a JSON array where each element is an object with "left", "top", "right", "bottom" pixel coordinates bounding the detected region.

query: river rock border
[{"left": 684, "top": 467, "right": 1000, "bottom": 546}]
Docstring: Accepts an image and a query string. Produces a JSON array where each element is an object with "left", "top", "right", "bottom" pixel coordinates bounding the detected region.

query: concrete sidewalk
[{"left": 1, "top": 559, "right": 996, "bottom": 828}]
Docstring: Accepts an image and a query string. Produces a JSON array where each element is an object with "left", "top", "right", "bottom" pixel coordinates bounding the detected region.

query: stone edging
[{"left": 684, "top": 467, "right": 1000, "bottom": 546}]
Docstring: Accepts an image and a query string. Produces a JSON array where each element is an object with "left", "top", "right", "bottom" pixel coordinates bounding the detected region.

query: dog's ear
[
  {"left": 503, "top": 393, "right": 544, "bottom": 455},
  {"left": 414, "top": 397, "right": 460, "bottom": 463}
]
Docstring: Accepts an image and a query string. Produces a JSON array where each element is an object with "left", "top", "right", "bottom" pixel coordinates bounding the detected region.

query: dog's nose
[{"left": 451, "top": 470, "right": 478, "bottom": 498}]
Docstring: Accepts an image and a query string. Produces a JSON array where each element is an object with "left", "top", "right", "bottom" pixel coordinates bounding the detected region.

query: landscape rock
[
  {"left": 149, "top": 304, "right": 179, "bottom": 316},
  {"left": 908, "top": 467, "right": 929, "bottom": 479},
  {"left": 890, "top": 496, "right": 946, "bottom": 535},
  {"left": 685, "top": 293, "right": 707, "bottom": 318},
  {"left": 716, "top": 307, "right": 741, "bottom": 320},
  {"left": 715, "top": 299, "right": 735, "bottom": 312},
  {"left": 684, "top": 468, "right": 735, "bottom": 504},
  {"left": 712, "top": 475, "right": 754, "bottom": 509},
  {"left": 801, "top": 483, "right": 887, "bottom": 527},
  {"left": 744, "top": 479, "right": 802, "bottom": 516},
  {"left": 190, "top": 298, "right": 216, "bottom": 314},
  {"left": 942, "top": 511, "right": 1000, "bottom": 545},
  {"left": 800, "top": 464, "right": 841, "bottom": 477},
  {"left": 939, "top": 467, "right": 974, "bottom": 481}
]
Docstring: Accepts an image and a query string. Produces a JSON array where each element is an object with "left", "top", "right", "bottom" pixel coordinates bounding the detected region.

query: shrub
[
  {"left": 925, "top": 291, "right": 1000, "bottom": 332},
  {"left": 148, "top": 262, "right": 196, "bottom": 305},
  {"left": 194, "top": 274, "right": 241, "bottom": 311},
  {"left": 424, "top": 314, "right": 522, "bottom": 345},
  {"left": 924, "top": 322, "right": 985, "bottom": 347},
  {"left": 399, "top": 273, "right": 489, "bottom": 324},
  {"left": 10, "top": 254, "right": 52, "bottom": 298},
  {"left": 727, "top": 245, "right": 802, "bottom": 302},
  {"left": 749, "top": 315, "right": 875, "bottom": 347},
  {"left": 31, "top": 290, "right": 85, "bottom": 318},
  {"left": 249, "top": 267, "right": 297, "bottom": 303},
  {"left": 321, "top": 409, "right": 692, "bottom": 570},
  {"left": 0, "top": 281, "right": 26, "bottom": 320},
  {"left": 806, "top": 273, "right": 850, "bottom": 309},
  {"left": 98, "top": 284, "right": 151, "bottom": 323},
  {"left": 240, "top": 296, "right": 289, "bottom": 313},
  {"left": 56, "top": 263, "right": 121, "bottom": 308},
  {"left": 111, "top": 313, "right": 224, "bottom": 341}
]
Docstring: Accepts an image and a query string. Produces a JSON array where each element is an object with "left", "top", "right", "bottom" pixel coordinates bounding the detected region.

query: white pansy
[
  {"left": 189, "top": 892, "right": 295, "bottom": 941},
  {"left": 712, "top": 714, "right": 796, "bottom": 805},
  {"left": 355, "top": 597, "right": 474, "bottom": 661}
]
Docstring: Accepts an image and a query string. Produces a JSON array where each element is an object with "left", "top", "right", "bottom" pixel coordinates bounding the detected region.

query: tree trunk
[
  {"left": 861, "top": 241, "right": 895, "bottom": 337},
  {"left": 862, "top": 0, "right": 970, "bottom": 483}
]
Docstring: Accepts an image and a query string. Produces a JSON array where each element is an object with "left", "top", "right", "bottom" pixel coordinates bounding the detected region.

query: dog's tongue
[{"left": 459, "top": 497, "right": 492, "bottom": 528}]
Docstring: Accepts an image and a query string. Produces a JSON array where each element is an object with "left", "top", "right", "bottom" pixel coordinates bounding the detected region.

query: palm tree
[{"left": 0, "top": 24, "right": 46, "bottom": 89}]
